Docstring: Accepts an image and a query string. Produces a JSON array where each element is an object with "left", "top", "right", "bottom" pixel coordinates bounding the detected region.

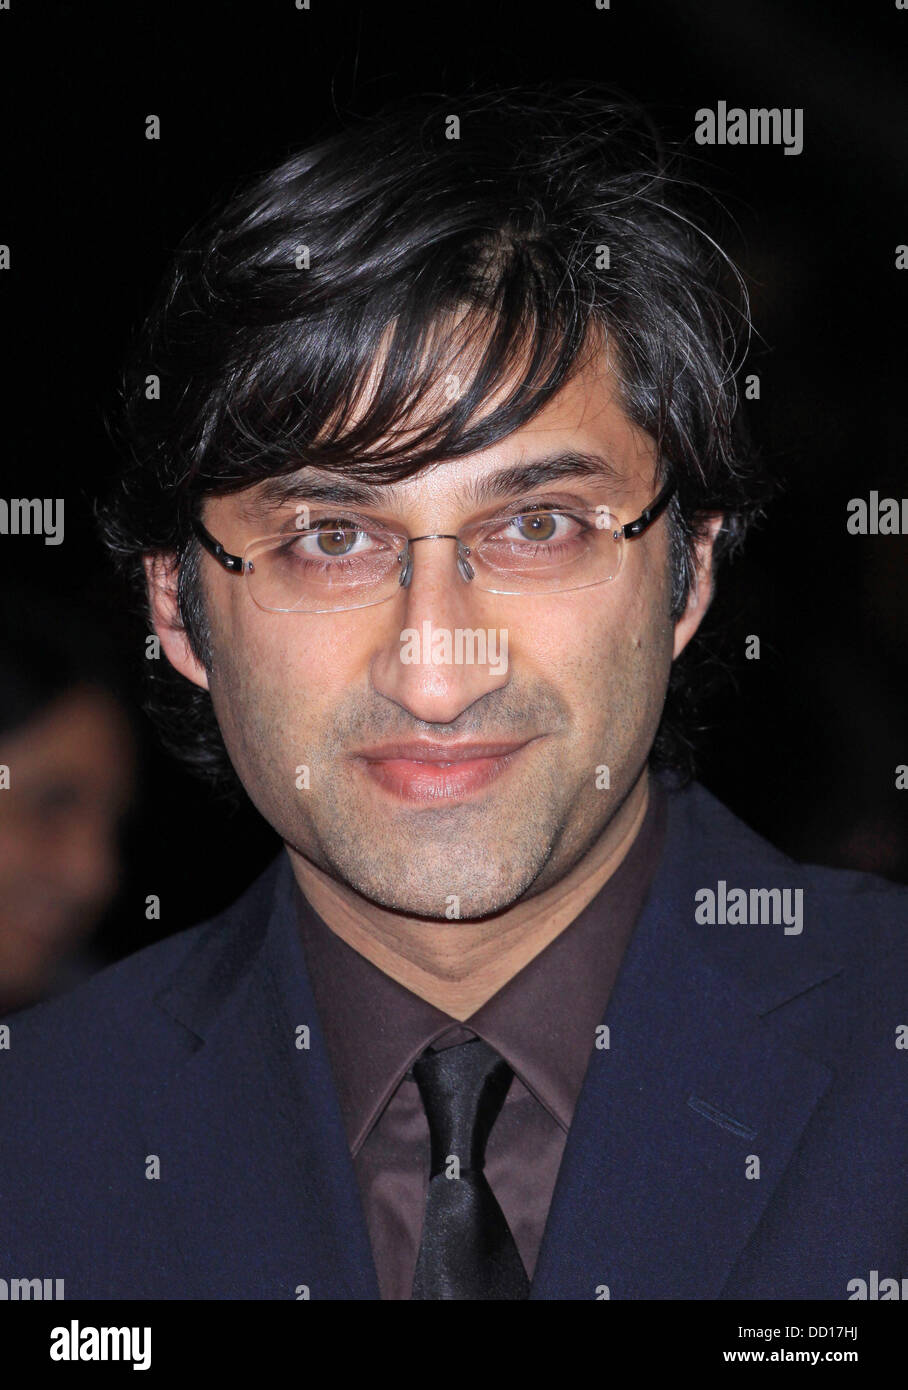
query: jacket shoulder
[{"left": 664, "top": 777, "right": 908, "bottom": 958}]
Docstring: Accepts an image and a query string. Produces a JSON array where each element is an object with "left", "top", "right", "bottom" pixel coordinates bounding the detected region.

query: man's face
[
  {"left": 151, "top": 349, "right": 713, "bottom": 918},
  {"left": 0, "top": 686, "right": 134, "bottom": 1004}
]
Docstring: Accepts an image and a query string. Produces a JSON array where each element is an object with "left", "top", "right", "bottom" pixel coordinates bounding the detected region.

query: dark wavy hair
[{"left": 97, "top": 81, "right": 771, "bottom": 806}]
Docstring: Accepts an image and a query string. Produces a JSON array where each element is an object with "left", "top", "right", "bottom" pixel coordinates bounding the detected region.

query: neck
[{"left": 287, "top": 767, "right": 650, "bottom": 1021}]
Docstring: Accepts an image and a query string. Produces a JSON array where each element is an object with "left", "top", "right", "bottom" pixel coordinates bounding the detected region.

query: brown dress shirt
[{"left": 294, "top": 776, "right": 668, "bottom": 1299}]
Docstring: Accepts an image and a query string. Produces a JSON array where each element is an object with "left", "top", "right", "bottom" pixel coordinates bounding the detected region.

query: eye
[
  {"left": 28, "top": 782, "right": 82, "bottom": 823},
  {"left": 512, "top": 512, "right": 555, "bottom": 542},
  {"left": 296, "top": 521, "right": 377, "bottom": 558},
  {"left": 500, "top": 510, "right": 581, "bottom": 543}
]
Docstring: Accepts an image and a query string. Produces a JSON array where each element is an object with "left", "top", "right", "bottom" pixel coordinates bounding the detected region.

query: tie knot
[{"left": 412, "top": 1037, "right": 514, "bottom": 1177}]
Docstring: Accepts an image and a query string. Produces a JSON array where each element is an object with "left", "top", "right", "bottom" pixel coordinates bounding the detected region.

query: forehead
[
  {"left": 233, "top": 340, "right": 657, "bottom": 521},
  {"left": 486, "top": 348, "right": 647, "bottom": 457},
  {"left": 419, "top": 350, "right": 655, "bottom": 502}
]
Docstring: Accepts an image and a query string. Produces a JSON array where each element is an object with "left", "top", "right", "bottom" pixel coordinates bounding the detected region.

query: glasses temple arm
[
  {"left": 191, "top": 519, "right": 245, "bottom": 573},
  {"left": 621, "top": 478, "right": 676, "bottom": 539}
]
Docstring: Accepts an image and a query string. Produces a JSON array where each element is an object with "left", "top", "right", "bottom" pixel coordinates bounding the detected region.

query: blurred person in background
[{"left": 0, "top": 590, "right": 137, "bottom": 1014}]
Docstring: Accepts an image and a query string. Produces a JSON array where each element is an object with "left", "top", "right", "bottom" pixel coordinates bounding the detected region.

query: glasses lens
[
  {"left": 465, "top": 508, "right": 622, "bottom": 594},
  {"left": 245, "top": 525, "right": 402, "bottom": 612},
  {"left": 242, "top": 508, "right": 624, "bottom": 610}
]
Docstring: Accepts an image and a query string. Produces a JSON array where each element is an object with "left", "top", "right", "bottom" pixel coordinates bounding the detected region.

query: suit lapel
[
  {"left": 137, "top": 855, "right": 380, "bottom": 1300},
  {"left": 530, "top": 785, "right": 839, "bottom": 1301}
]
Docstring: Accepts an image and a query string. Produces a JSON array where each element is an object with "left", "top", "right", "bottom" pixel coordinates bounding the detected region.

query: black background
[{"left": 2, "top": 0, "right": 906, "bottom": 961}]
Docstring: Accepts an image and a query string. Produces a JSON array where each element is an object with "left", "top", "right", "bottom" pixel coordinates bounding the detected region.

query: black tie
[{"left": 410, "top": 1036, "right": 531, "bottom": 1300}]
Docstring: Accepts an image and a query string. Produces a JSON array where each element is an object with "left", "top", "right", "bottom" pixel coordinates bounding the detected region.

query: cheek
[
  {"left": 522, "top": 570, "right": 671, "bottom": 676},
  {"left": 627, "top": 585, "right": 675, "bottom": 663},
  {"left": 621, "top": 585, "right": 676, "bottom": 728},
  {"left": 621, "top": 534, "right": 676, "bottom": 658},
  {"left": 0, "top": 820, "right": 40, "bottom": 879},
  {"left": 514, "top": 566, "right": 675, "bottom": 759},
  {"left": 208, "top": 598, "right": 368, "bottom": 737}
]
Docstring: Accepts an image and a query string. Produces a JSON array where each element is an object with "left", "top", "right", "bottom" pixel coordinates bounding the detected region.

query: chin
[{"left": 350, "top": 866, "right": 537, "bottom": 921}]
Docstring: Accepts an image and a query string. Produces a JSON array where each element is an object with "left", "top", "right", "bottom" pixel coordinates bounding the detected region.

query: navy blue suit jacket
[{"left": 1, "top": 779, "right": 906, "bottom": 1299}]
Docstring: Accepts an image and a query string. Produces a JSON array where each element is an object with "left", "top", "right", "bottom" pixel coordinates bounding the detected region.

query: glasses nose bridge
[{"left": 399, "top": 531, "right": 474, "bottom": 588}]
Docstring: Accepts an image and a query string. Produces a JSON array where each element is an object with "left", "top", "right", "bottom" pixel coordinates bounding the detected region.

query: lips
[
  {"left": 353, "top": 738, "right": 536, "bottom": 803},
  {"left": 355, "top": 740, "right": 530, "bottom": 762}
]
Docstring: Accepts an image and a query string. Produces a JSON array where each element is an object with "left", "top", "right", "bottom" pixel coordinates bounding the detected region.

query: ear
[
  {"left": 672, "top": 514, "right": 724, "bottom": 660},
  {"left": 143, "top": 552, "right": 210, "bottom": 691}
]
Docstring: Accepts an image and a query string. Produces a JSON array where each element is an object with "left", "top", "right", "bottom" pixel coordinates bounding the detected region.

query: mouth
[{"left": 352, "top": 738, "right": 538, "bottom": 804}]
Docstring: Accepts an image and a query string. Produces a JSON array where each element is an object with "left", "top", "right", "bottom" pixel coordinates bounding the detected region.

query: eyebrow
[{"left": 241, "top": 450, "right": 627, "bottom": 518}]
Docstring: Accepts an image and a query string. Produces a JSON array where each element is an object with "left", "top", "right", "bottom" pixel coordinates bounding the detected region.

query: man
[{"left": 2, "top": 85, "right": 905, "bottom": 1301}]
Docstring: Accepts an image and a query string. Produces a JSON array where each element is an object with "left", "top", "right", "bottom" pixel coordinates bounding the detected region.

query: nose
[
  {"left": 369, "top": 534, "right": 511, "bottom": 725},
  {"left": 57, "top": 813, "right": 120, "bottom": 915},
  {"left": 398, "top": 534, "right": 475, "bottom": 587}
]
